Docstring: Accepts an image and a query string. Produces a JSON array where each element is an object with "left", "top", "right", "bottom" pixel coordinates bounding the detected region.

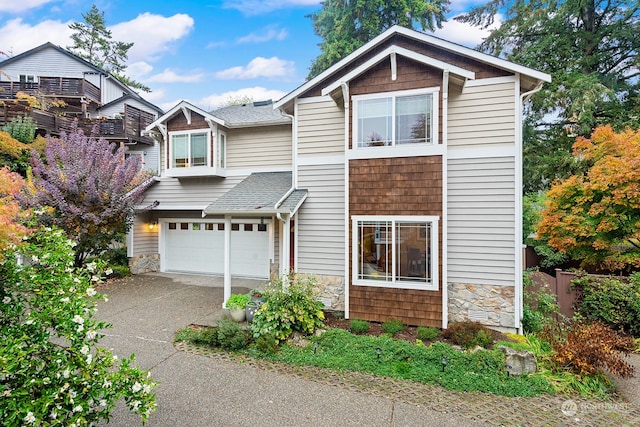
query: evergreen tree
[
  {"left": 456, "top": 0, "right": 640, "bottom": 193},
  {"left": 68, "top": 4, "right": 150, "bottom": 92},
  {"left": 307, "top": 0, "right": 449, "bottom": 79}
]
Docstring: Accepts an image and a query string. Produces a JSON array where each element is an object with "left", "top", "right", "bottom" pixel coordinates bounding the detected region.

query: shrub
[
  {"left": 571, "top": 272, "right": 640, "bottom": 336},
  {"left": 175, "top": 326, "right": 220, "bottom": 346},
  {"left": 551, "top": 321, "right": 635, "bottom": 377},
  {"left": 349, "top": 319, "right": 369, "bottom": 333},
  {"left": 217, "top": 318, "right": 251, "bottom": 351},
  {"left": 0, "top": 227, "right": 156, "bottom": 425},
  {"left": 443, "top": 322, "right": 495, "bottom": 349},
  {"left": 2, "top": 115, "right": 36, "bottom": 143},
  {"left": 254, "top": 334, "right": 279, "bottom": 354},
  {"left": 522, "top": 270, "right": 561, "bottom": 334},
  {"left": 417, "top": 326, "right": 441, "bottom": 341},
  {"left": 250, "top": 274, "right": 325, "bottom": 343},
  {"left": 381, "top": 318, "right": 405, "bottom": 335}
]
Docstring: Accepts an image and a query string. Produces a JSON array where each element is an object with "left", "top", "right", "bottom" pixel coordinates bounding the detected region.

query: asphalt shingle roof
[
  {"left": 210, "top": 101, "right": 291, "bottom": 127},
  {"left": 203, "top": 172, "right": 306, "bottom": 216}
]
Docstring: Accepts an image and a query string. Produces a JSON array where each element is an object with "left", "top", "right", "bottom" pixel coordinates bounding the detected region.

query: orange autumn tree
[
  {"left": 537, "top": 126, "right": 640, "bottom": 271},
  {"left": 0, "top": 166, "right": 29, "bottom": 255}
]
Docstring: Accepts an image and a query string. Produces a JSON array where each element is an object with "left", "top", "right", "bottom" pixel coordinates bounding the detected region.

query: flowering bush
[
  {"left": 250, "top": 274, "right": 325, "bottom": 343},
  {"left": 0, "top": 227, "right": 156, "bottom": 425}
]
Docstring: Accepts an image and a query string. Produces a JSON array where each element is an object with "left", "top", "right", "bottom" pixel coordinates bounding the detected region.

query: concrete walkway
[{"left": 95, "top": 273, "right": 640, "bottom": 426}]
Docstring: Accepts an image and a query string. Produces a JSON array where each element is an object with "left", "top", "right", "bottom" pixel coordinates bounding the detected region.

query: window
[
  {"left": 353, "top": 216, "right": 438, "bottom": 290},
  {"left": 170, "top": 131, "right": 209, "bottom": 168},
  {"left": 218, "top": 132, "right": 226, "bottom": 168},
  {"left": 354, "top": 89, "right": 435, "bottom": 148}
]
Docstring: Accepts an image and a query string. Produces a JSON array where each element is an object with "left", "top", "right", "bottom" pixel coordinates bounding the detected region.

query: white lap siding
[
  {"left": 447, "top": 157, "right": 516, "bottom": 286},
  {"left": 297, "top": 164, "right": 345, "bottom": 276}
]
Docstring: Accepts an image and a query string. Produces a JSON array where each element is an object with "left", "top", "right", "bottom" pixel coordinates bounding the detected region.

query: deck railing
[{"left": 0, "top": 77, "right": 101, "bottom": 104}]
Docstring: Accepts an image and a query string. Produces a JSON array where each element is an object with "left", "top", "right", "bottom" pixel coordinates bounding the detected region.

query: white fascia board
[
  {"left": 145, "top": 100, "right": 225, "bottom": 133},
  {"left": 322, "top": 45, "right": 475, "bottom": 96},
  {"left": 275, "top": 25, "right": 550, "bottom": 110},
  {"left": 391, "top": 26, "right": 551, "bottom": 83}
]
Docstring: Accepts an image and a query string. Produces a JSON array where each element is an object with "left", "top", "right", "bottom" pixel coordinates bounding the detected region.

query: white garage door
[{"left": 163, "top": 221, "right": 270, "bottom": 278}]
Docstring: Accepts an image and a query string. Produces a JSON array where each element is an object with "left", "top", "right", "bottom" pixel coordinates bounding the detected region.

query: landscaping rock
[{"left": 498, "top": 345, "right": 537, "bottom": 376}]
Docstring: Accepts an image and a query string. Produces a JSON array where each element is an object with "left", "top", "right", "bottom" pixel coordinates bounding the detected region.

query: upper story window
[
  {"left": 217, "top": 131, "right": 226, "bottom": 168},
  {"left": 170, "top": 130, "right": 209, "bottom": 168},
  {"left": 354, "top": 88, "right": 437, "bottom": 149}
]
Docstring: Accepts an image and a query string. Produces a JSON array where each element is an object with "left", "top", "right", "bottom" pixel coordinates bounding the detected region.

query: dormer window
[
  {"left": 353, "top": 87, "right": 438, "bottom": 148},
  {"left": 170, "top": 130, "right": 209, "bottom": 168}
]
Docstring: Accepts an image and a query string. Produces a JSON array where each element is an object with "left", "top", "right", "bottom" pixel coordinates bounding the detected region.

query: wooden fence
[{"left": 528, "top": 269, "right": 579, "bottom": 318}]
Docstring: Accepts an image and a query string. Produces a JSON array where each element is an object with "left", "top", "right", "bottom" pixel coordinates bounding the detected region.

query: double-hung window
[
  {"left": 170, "top": 131, "right": 209, "bottom": 168},
  {"left": 353, "top": 216, "right": 438, "bottom": 290},
  {"left": 354, "top": 88, "right": 436, "bottom": 148}
]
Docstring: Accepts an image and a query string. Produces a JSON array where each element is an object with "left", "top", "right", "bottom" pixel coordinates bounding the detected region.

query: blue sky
[{"left": 0, "top": 0, "right": 496, "bottom": 112}]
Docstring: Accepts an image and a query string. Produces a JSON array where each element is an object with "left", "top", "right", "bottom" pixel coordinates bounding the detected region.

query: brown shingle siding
[{"left": 348, "top": 156, "right": 443, "bottom": 327}]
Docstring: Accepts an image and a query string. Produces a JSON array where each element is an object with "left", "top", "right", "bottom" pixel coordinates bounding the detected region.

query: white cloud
[
  {"left": 215, "top": 57, "right": 295, "bottom": 80},
  {"left": 126, "top": 61, "right": 154, "bottom": 79},
  {"left": 0, "top": 18, "right": 71, "bottom": 55},
  {"left": 223, "top": 0, "right": 321, "bottom": 15},
  {"left": 110, "top": 13, "right": 194, "bottom": 63},
  {"left": 0, "top": 0, "right": 52, "bottom": 13},
  {"left": 237, "top": 25, "right": 288, "bottom": 44},
  {"left": 195, "top": 87, "right": 288, "bottom": 110},
  {"left": 145, "top": 68, "right": 205, "bottom": 84},
  {"left": 431, "top": 14, "right": 502, "bottom": 48}
]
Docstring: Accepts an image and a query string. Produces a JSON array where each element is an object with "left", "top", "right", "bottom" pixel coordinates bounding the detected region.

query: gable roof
[
  {"left": 145, "top": 100, "right": 225, "bottom": 134},
  {"left": 212, "top": 100, "right": 290, "bottom": 128},
  {"left": 99, "top": 93, "right": 164, "bottom": 116},
  {"left": 275, "top": 25, "right": 551, "bottom": 110},
  {"left": 146, "top": 100, "right": 290, "bottom": 133},
  {"left": 202, "top": 172, "right": 307, "bottom": 216},
  {"left": 0, "top": 42, "right": 148, "bottom": 99}
]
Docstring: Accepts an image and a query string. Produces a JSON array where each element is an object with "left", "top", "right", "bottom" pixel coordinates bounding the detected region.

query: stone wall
[
  {"left": 294, "top": 273, "right": 345, "bottom": 311},
  {"left": 129, "top": 254, "right": 160, "bottom": 274},
  {"left": 448, "top": 283, "right": 516, "bottom": 331}
]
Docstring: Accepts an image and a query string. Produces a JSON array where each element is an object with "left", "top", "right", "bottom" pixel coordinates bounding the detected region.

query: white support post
[
  {"left": 223, "top": 215, "right": 231, "bottom": 308},
  {"left": 281, "top": 215, "right": 291, "bottom": 276}
]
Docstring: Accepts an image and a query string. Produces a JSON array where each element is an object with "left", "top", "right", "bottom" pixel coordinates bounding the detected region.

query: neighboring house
[
  {"left": 0, "top": 42, "right": 163, "bottom": 173},
  {"left": 131, "top": 26, "right": 550, "bottom": 333}
]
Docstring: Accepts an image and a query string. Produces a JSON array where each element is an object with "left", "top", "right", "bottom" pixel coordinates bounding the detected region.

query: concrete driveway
[{"left": 95, "top": 273, "right": 482, "bottom": 427}]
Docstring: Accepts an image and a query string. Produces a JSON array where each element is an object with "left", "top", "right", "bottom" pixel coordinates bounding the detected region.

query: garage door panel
[{"left": 163, "top": 221, "right": 270, "bottom": 278}]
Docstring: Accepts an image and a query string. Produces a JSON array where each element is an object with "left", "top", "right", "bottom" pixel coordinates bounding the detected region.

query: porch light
[{"left": 148, "top": 220, "right": 158, "bottom": 230}]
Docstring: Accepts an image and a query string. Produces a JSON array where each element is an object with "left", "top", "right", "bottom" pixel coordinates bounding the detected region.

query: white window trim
[
  {"left": 351, "top": 215, "right": 439, "bottom": 291},
  {"left": 168, "top": 128, "right": 211, "bottom": 169},
  {"left": 352, "top": 87, "right": 439, "bottom": 150},
  {"left": 217, "top": 130, "right": 227, "bottom": 169}
]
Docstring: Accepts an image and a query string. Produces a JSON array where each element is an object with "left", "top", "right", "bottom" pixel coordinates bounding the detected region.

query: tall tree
[
  {"left": 19, "top": 122, "right": 152, "bottom": 266},
  {"left": 68, "top": 4, "right": 150, "bottom": 92},
  {"left": 307, "top": 0, "right": 449, "bottom": 79},
  {"left": 456, "top": 0, "right": 640, "bottom": 193},
  {"left": 537, "top": 126, "right": 640, "bottom": 271}
]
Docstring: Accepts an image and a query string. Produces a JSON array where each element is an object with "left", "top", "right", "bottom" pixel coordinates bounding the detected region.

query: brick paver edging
[{"left": 175, "top": 341, "right": 640, "bottom": 426}]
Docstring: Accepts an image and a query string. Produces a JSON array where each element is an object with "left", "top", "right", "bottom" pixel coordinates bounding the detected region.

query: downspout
[
  {"left": 515, "top": 79, "right": 544, "bottom": 333},
  {"left": 342, "top": 81, "right": 350, "bottom": 320},
  {"left": 441, "top": 70, "right": 449, "bottom": 330}
]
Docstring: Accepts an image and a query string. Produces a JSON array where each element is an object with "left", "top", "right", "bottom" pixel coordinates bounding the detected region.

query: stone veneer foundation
[
  {"left": 448, "top": 283, "right": 516, "bottom": 331},
  {"left": 129, "top": 254, "right": 160, "bottom": 274}
]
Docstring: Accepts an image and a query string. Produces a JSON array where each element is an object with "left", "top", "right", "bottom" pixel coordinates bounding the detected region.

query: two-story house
[
  {"left": 131, "top": 26, "right": 550, "bottom": 333},
  {"left": 0, "top": 42, "right": 163, "bottom": 172}
]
